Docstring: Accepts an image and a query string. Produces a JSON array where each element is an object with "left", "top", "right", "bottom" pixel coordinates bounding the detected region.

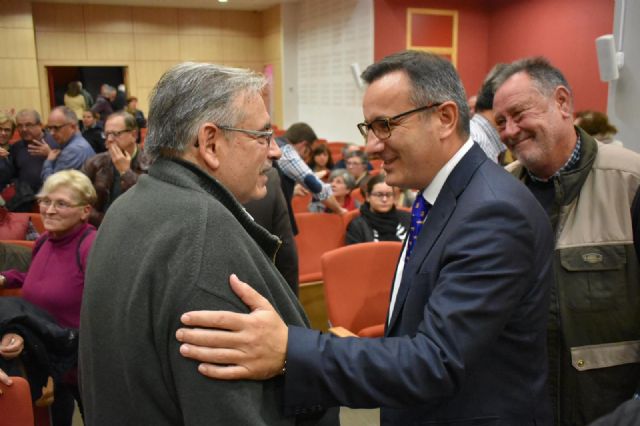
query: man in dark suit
[{"left": 175, "top": 51, "right": 554, "bottom": 425}]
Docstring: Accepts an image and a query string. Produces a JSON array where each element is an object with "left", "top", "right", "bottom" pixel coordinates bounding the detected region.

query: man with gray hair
[
  {"left": 91, "top": 84, "right": 115, "bottom": 122},
  {"left": 175, "top": 51, "right": 554, "bottom": 425},
  {"left": 79, "top": 62, "right": 335, "bottom": 425},
  {"left": 36, "top": 106, "right": 94, "bottom": 181},
  {"left": 493, "top": 57, "right": 640, "bottom": 425}
]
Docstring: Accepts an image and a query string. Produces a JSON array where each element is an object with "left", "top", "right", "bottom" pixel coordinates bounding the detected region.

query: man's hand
[
  {"left": 108, "top": 144, "right": 131, "bottom": 175},
  {"left": 27, "top": 139, "right": 51, "bottom": 158},
  {"left": 0, "top": 367, "right": 13, "bottom": 388},
  {"left": 0, "top": 333, "right": 24, "bottom": 360},
  {"left": 0, "top": 147, "right": 9, "bottom": 158},
  {"left": 293, "top": 184, "right": 309, "bottom": 197},
  {"left": 176, "top": 274, "right": 288, "bottom": 381}
]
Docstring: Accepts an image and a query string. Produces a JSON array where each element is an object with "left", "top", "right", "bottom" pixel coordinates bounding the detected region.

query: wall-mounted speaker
[
  {"left": 596, "top": 34, "right": 623, "bottom": 82},
  {"left": 351, "top": 63, "right": 364, "bottom": 89}
]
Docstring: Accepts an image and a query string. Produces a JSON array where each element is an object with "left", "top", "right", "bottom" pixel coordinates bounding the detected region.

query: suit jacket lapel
[{"left": 386, "top": 143, "right": 487, "bottom": 333}]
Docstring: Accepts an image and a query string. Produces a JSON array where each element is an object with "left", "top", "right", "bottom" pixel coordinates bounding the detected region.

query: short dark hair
[
  {"left": 106, "top": 111, "right": 138, "bottom": 131},
  {"left": 494, "top": 57, "right": 572, "bottom": 102},
  {"left": 474, "top": 63, "right": 507, "bottom": 112},
  {"left": 361, "top": 50, "right": 470, "bottom": 138},
  {"left": 365, "top": 173, "right": 387, "bottom": 197},
  {"left": 284, "top": 122, "right": 317, "bottom": 145}
]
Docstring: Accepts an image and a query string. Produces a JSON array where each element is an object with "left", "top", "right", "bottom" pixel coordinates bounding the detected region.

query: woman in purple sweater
[{"left": 0, "top": 169, "right": 97, "bottom": 426}]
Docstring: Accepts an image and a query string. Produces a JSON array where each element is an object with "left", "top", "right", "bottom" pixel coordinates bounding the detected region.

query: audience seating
[
  {"left": 321, "top": 241, "right": 402, "bottom": 337},
  {"left": 10, "top": 213, "right": 45, "bottom": 234},
  {"left": 294, "top": 212, "right": 345, "bottom": 284},
  {"left": 291, "top": 193, "right": 312, "bottom": 214},
  {"left": 369, "top": 158, "right": 383, "bottom": 171},
  {"left": 139, "top": 127, "right": 147, "bottom": 148},
  {"left": 0, "top": 240, "right": 35, "bottom": 250},
  {"left": 341, "top": 209, "right": 360, "bottom": 232},
  {"left": 351, "top": 187, "right": 365, "bottom": 205},
  {"left": 327, "top": 141, "right": 349, "bottom": 163},
  {"left": 0, "top": 376, "right": 34, "bottom": 426}
]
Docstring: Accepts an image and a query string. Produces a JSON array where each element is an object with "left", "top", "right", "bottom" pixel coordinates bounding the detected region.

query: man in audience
[
  {"left": 334, "top": 143, "right": 372, "bottom": 170},
  {"left": 243, "top": 168, "right": 299, "bottom": 295},
  {"left": 91, "top": 84, "right": 115, "bottom": 122},
  {"left": 175, "top": 51, "right": 554, "bottom": 425},
  {"left": 82, "top": 111, "right": 150, "bottom": 227},
  {"left": 81, "top": 110, "right": 105, "bottom": 153},
  {"left": 79, "top": 62, "right": 336, "bottom": 425},
  {"left": 275, "top": 122, "right": 345, "bottom": 233},
  {"left": 492, "top": 56, "right": 640, "bottom": 425},
  {"left": 0, "top": 113, "right": 15, "bottom": 192},
  {"left": 9, "top": 109, "right": 57, "bottom": 194},
  {"left": 469, "top": 64, "right": 507, "bottom": 163},
  {"left": 38, "top": 106, "right": 94, "bottom": 181}
]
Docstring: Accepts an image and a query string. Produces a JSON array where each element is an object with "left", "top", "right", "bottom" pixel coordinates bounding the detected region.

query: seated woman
[
  {"left": 309, "top": 169, "right": 359, "bottom": 213},
  {"left": 0, "top": 170, "right": 97, "bottom": 426},
  {"left": 308, "top": 144, "right": 334, "bottom": 181},
  {"left": 346, "top": 174, "right": 411, "bottom": 245}
]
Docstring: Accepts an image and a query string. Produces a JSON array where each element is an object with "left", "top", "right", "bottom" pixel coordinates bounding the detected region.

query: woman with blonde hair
[
  {"left": 0, "top": 170, "right": 97, "bottom": 426},
  {"left": 64, "top": 81, "right": 86, "bottom": 128}
]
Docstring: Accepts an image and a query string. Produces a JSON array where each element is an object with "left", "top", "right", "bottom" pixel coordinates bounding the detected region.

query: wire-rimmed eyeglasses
[{"left": 218, "top": 125, "right": 274, "bottom": 146}]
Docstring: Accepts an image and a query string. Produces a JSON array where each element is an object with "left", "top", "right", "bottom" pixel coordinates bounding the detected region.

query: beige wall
[
  {"left": 0, "top": 1, "right": 41, "bottom": 114},
  {"left": 262, "top": 5, "right": 283, "bottom": 127},
  {"left": 0, "top": 1, "right": 283, "bottom": 126}
]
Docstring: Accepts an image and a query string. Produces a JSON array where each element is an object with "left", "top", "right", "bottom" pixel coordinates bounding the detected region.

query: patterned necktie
[{"left": 405, "top": 194, "right": 430, "bottom": 261}]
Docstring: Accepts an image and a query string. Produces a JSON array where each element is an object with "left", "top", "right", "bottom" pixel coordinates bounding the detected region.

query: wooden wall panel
[
  {"left": 134, "top": 34, "right": 180, "bottom": 61},
  {"left": 179, "top": 35, "right": 224, "bottom": 61},
  {"left": 83, "top": 5, "right": 133, "bottom": 34},
  {"left": 86, "top": 33, "right": 135, "bottom": 61},
  {"left": 35, "top": 32, "right": 87, "bottom": 60},
  {"left": 132, "top": 7, "right": 178, "bottom": 34},
  {"left": 0, "top": 59, "right": 39, "bottom": 87},
  {"left": 0, "top": 0, "right": 34, "bottom": 28},
  {"left": 13, "top": 2, "right": 276, "bottom": 119},
  {"left": 0, "top": 88, "right": 41, "bottom": 112},
  {"left": 0, "top": 28, "right": 36, "bottom": 58},
  {"left": 32, "top": 3, "right": 85, "bottom": 33},
  {"left": 178, "top": 9, "right": 223, "bottom": 36}
]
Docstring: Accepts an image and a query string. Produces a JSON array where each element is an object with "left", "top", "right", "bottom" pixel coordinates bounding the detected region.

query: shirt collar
[
  {"left": 527, "top": 132, "right": 582, "bottom": 182},
  {"left": 422, "top": 137, "right": 474, "bottom": 205}
]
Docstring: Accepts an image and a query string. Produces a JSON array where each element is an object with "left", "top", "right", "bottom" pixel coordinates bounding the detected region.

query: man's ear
[
  {"left": 555, "top": 86, "right": 572, "bottom": 119},
  {"left": 437, "top": 101, "right": 458, "bottom": 139},
  {"left": 197, "top": 123, "right": 222, "bottom": 171}
]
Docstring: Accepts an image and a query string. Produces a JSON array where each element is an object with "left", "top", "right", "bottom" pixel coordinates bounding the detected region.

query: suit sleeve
[{"left": 283, "top": 199, "right": 541, "bottom": 412}]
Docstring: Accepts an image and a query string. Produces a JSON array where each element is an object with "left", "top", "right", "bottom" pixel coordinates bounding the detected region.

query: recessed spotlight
[{"left": 218, "top": 0, "right": 228, "bottom": 3}]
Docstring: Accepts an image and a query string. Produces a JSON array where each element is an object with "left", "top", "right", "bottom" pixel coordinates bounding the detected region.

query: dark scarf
[{"left": 359, "top": 202, "right": 403, "bottom": 241}]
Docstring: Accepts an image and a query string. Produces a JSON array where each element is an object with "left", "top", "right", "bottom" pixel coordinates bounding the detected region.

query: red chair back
[
  {"left": 321, "top": 241, "right": 402, "bottom": 336},
  {"left": 341, "top": 209, "right": 360, "bottom": 232},
  {"left": 0, "top": 376, "right": 34, "bottom": 426},
  {"left": 294, "top": 212, "right": 345, "bottom": 284},
  {"left": 291, "top": 193, "right": 312, "bottom": 214}
]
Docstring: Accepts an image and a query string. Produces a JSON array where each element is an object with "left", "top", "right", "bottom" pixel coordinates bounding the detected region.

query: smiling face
[
  {"left": 213, "top": 92, "right": 281, "bottom": 203},
  {"left": 40, "top": 186, "right": 90, "bottom": 238},
  {"left": 363, "top": 70, "right": 444, "bottom": 190},
  {"left": 493, "top": 72, "right": 575, "bottom": 178}
]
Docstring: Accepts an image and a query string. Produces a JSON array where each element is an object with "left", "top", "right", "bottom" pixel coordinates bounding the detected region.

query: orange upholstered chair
[
  {"left": 291, "top": 193, "right": 312, "bottom": 214},
  {"left": 0, "top": 240, "right": 35, "bottom": 250},
  {"left": 321, "top": 241, "right": 402, "bottom": 337},
  {"left": 341, "top": 209, "right": 360, "bottom": 232},
  {"left": 0, "top": 376, "right": 34, "bottom": 426},
  {"left": 350, "top": 187, "right": 365, "bottom": 205},
  {"left": 294, "top": 212, "right": 345, "bottom": 284}
]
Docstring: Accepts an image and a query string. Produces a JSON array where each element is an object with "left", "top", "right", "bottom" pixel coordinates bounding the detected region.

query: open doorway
[{"left": 46, "top": 66, "right": 127, "bottom": 109}]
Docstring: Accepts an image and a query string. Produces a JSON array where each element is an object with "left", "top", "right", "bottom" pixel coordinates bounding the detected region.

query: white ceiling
[{"left": 33, "top": 0, "right": 298, "bottom": 11}]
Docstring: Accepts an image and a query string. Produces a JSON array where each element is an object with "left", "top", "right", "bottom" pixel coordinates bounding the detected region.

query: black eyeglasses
[
  {"left": 357, "top": 103, "right": 443, "bottom": 140},
  {"left": 105, "top": 129, "right": 132, "bottom": 139},
  {"left": 46, "top": 123, "right": 72, "bottom": 132},
  {"left": 218, "top": 125, "right": 274, "bottom": 146}
]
